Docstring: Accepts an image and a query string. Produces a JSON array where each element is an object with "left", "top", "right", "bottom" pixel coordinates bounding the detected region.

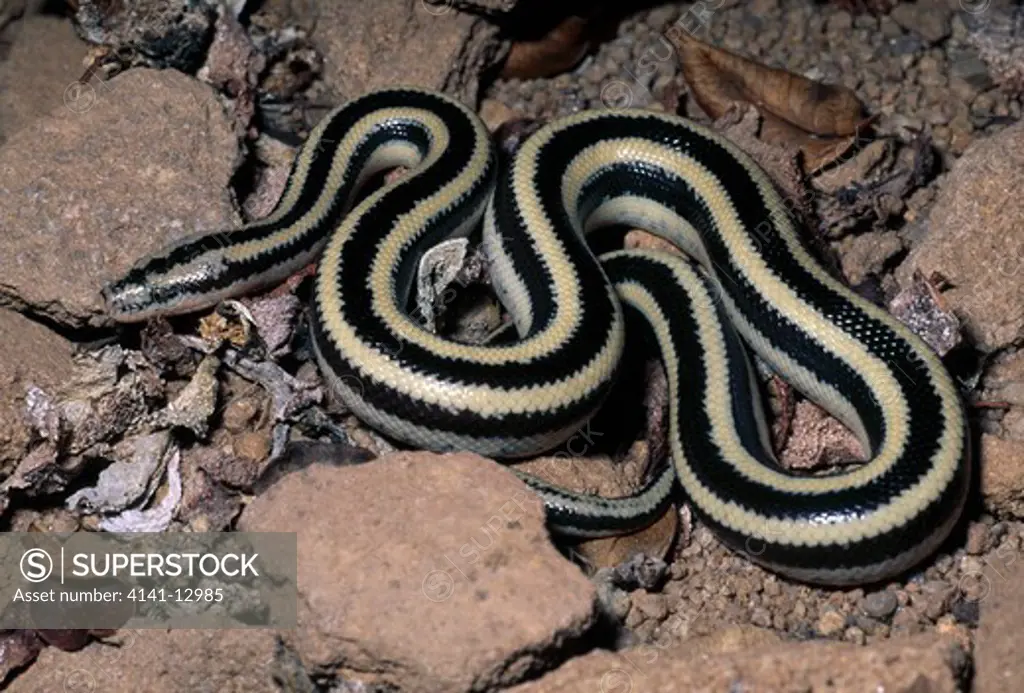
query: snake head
[{"left": 101, "top": 272, "right": 157, "bottom": 323}]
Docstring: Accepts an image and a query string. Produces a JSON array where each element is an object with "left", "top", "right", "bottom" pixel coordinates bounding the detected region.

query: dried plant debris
[
  {"left": 71, "top": 0, "right": 220, "bottom": 73},
  {"left": 0, "top": 308, "right": 317, "bottom": 522},
  {"left": 25, "top": 347, "right": 163, "bottom": 456},
  {"left": 246, "top": 0, "right": 319, "bottom": 102},
  {"left": 216, "top": 347, "right": 322, "bottom": 424},
  {"left": 158, "top": 353, "right": 221, "bottom": 438},
  {"left": 0, "top": 347, "right": 166, "bottom": 515},
  {"left": 416, "top": 238, "right": 472, "bottom": 333},
  {"left": 95, "top": 448, "right": 182, "bottom": 533},
  {"left": 888, "top": 272, "right": 962, "bottom": 357},
  {"left": 197, "top": 2, "right": 265, "bottom": 132},
  {"left": 814, "top": 132, "right": 936, "bottom": 238},
  {"left": 0, "top": 445, "right": 62, "bottom": 516},
  {"left": 65, "top": 431, "right": 172, "bottom": 515},
  {"left": 243, "top": 292, "right": 303, "bottom": 358},
  {"left": 140, "top": 317, "right": 196, "bottom": 377},
  {"left": 668, "top": 30, "right": 868, "bottom": 173}
]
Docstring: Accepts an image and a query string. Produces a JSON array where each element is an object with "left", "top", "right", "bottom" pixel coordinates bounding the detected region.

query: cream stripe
[
  {"left": 614, "top": 251, "right": 961, "bottom": 545},
  {"left": 225, "top": 107, "right": 430, "bottom": 263}
]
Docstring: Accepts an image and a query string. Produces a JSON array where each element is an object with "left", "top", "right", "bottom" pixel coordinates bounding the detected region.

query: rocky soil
[{"left": 1, "top": 0, "right": 1023, "bottom": 691}]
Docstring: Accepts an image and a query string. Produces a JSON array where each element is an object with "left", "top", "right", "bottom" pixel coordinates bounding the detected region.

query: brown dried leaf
[
  {"left": 667, "top": 30, "right": 867, "bottom": 171},
  {"left": 501, "top": 15, "right": 591, "bottom": 79}
]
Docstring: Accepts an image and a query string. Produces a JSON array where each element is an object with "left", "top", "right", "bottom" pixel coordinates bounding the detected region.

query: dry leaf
[
  {"left": 668, "top": 30, "right": 869, "bottom": 172},
  {"left": 501, "top": 15, "right": 591, "bottom": 79}
]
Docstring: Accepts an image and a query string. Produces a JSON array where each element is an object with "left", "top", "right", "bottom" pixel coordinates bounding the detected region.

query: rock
[
  {"left": 311, "top": 0, "right": 512, "bottom": 106},
  {"left": 0, "top": 68, "right": 239, "bottom": 328},
  {"left": 693, "top": 624, "right": 782, "bottom": 654},
  {"left": 5, "top": 629, "right": 281, "bottom": 692},
  {"left": 838, "top": 231, "right": 903, "bottom": 285},
  {"left": 982, "top": 350, "right": 1024, "bottom": 441},
  {"left": 506, "top": 633, "right": 966, "bottom": 693},
  {"left": 974, "top": 549, "right": 1024, "bottom": 692},
  {"left": 896, "top": 121, "right": 1024, "bottom": 351},
  {"left": 478, "top": 97, "right": 518, "bottom": 131},
  {"left": 816, "top": 609, "right": 847, "bottom": 637},
  {"left": 966, "top": 522, "right": 992, "bottom": 555},
  {"left": 0, "top": 308, "right": 75, "bottom": 477},
  {"left": 861, "top": 590, "right": 899, "bottom": 621},
  {"left": 778, "top": 399, "right": 865, "bottom": 470},
  {"left": 631, "top": 591, "right": 669, "bottom": 622},
  {"left": 889, "top": 2, "right": 951, "bottom": 44},
  {"left": 979, "top": 434, "right": 1024, "bottom": 518},
  {"left": 238, "top": 451, "right": 598, "bottom": 693},
  {"left": 0, "top": 14, "right": 88, "bottom": 144}
]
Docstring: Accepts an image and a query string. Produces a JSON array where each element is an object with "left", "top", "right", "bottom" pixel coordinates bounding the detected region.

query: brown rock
[
  {"left": 838, "top": 231, "right": 903, "bottom": 286},
  {"left": 0, "top": 308, "right": 75, "bottom": 477},
  {"left": 232, "top": 430, "right": 270, "bottom": 463},
  {"left": 238, "top": 451, "right": 598, "bottom": 693},
  {"left": 778, "top": 399, "right": 865, "bottom": 470},
  {"left": 6, "top": 629, "right": 280, "bottom": 692},
  {"left": 974, "top": 547, "right": 1024, "bottom": 693},
  {"left": 816, "top": 608, "right": 847, "bottom": 637},
  {"left": 312, "top": 0, "right": 512, "bottom": 106},
  {"left": 889, "top": 2, "right": 951, "bottom": 44},
  {"left": 0, "top": 14, "right": 88, "bottom": 144},
  {"left": 690, "top": 624, "right": 782, "bottom": 654},
  {"left": 506, "top": 633, "right": 965, "bottom": 693},
  {"left": 0, "top": 629, "right": 42, "bottom": 687},
  {"left": 982, "top": 349, "right": 1024, "bottom": 440},
  {"left": 0, "top": 68, "right": 238, "bottom": 328},
  {"left": 979, "top": 433, "right": 1024, "bottom": 518},
  {"left": 896, "top": 121, "right": 1024, "bottom": 351},
  {"left": 479, "top": 97, "right": 518, "bottom": 131}
]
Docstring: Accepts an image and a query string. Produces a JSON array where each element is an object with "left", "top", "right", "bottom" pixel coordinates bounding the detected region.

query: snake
[{"left": 102, "top": 87, "right": 970, "bottom": 586}]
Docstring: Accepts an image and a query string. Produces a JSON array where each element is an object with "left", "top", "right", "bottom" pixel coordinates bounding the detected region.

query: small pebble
[
  {"left": 816, "top": 609, "right": 846, "bottom": 637},
  {"left": 750, "top": 607, "right": 772, "bottom": 628},
  {"left": 921, "top": 581, "right": 955, "bottom": 621},
  {"left": 221, "top": 396, "right": 262, "bottom": 433},
  {"left": 861, "top": 590, "right": 899, "bottom": 620},
  {"left": 632, "top": 591, "right": 669, "bottom": 622},
  {"left": 966, "top": 523, "right": 992, "bottom": 555},
  {"left": 950, "top": 598, "right": 980, "bottom": 627},
  {"left": 233, "top": 430, "right": 271, "bottom": 462},
  {"left": 891, "top": 606, "right": 925, "bottom": 634},
  {"left": 843, "top": 626, "right": 866, "bottom": 645}
]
